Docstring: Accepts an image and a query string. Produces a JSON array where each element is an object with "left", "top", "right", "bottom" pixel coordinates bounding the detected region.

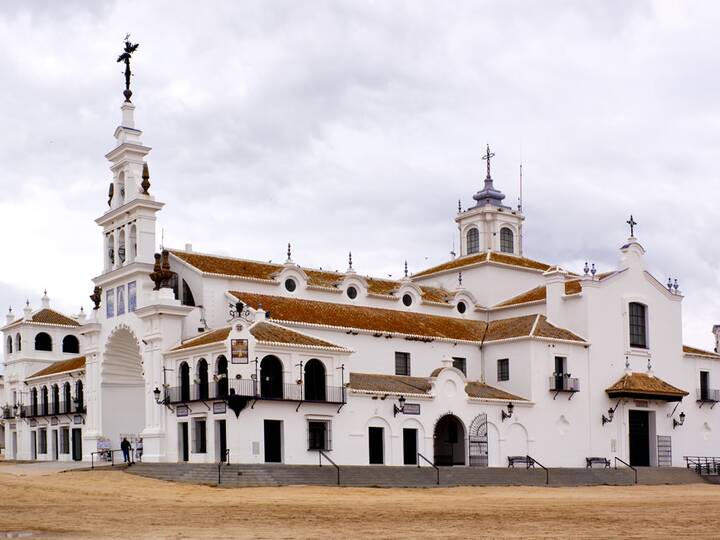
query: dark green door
[{"left": 629, "top": 410, "right": 650, "bottom": 466}]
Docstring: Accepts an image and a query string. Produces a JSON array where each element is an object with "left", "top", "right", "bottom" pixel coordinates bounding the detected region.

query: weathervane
[
  {"left": 117, "top": 34, "right": 140, "bottom": 102},
  {"left": 482, "top": 144, "right": 495, "bottom": 179},
  {"left": 626, "top": 215, "right": 637, "bottom": 237}
]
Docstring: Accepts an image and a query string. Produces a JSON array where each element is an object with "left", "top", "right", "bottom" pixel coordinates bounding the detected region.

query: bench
[
  {"left": 508, "top": 455, "right": 534, "bottom": 468},
  {"left": 585, "top": 457, "right": 610, "bottom": 468}
]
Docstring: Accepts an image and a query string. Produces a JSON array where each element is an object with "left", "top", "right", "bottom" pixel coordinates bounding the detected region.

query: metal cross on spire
[
  {"left": 117, "top": 34, "right": 140, "bottom": 102},
  {"left": 481, "top": 144, "right": 495, "bottom": 179},
  {"left": 626, "top": 215, "right": 637, "bottom": 237}
]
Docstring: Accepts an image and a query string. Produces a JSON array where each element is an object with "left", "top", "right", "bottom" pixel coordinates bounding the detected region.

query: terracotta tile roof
[
  {"left": 413, "top": 251, "right": 553, "bottom": 278},
  {"left": 230, "top": 292, "right": 487, "bottom": 342},
  {"left": 465, "top": 381, "right": 526, "bottom": 401},
  {"left": 494, "top": 280, "right": 583, "bottom": 308},
  {"left": 484, "top": 314, "right": 586, "bottom": 343},
  {"left": 172, "top": 250, "right": 453, "bottom": 303},
  {"left": 250, "top": 322, "right": 349, "bottom": 351},
  {"left": 172, "top": 327, "right": 232, "bottom": 351},
  {"left": 683, "top": 345, "right": 720, "bottom": 359},
  {"left": 28, "top": 356, "right": 86, "bottom": 379},
  {"left": 348, "top": 372, "right": 432, "bottom": 395},
  {"left": 606, "top": 372, "right": 689, "bottom": 401},
  {"left": 29, "top": 309, "right": 80, "bottom": 327},
  {"left": 347, "top": 372, "right": 527, "bottom": 401}
]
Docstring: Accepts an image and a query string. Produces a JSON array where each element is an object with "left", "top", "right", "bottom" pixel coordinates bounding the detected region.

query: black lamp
[
  {"left": 153, "top": 387, "right": 162, "bottom": 404},
  {"left": 501, "top": 402, "right": 514, "bottom": 422},
  {"left": 602, "top": 407, "right": 615, "bottom": 426},
  {"left": 393, "top": 395, "right": 406, "bottom": 417},
  {"left": 673, "top": 411, "right": 686, "bottom": 429}
]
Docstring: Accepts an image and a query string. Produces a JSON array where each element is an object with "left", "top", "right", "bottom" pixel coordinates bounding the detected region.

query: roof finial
[
  {"left": 286, "top": 243, "right": 292, "bottom": 263},
  {"left": 626, "top": 214, "right": 637, "bottom": 237},
  {"left": 26, "top": 299, "right": 30, "bottom": 307},
  {"left": 404, "top": 260, "right": 408, "bottom": 278},
  {"left": 141, "top": 163, "right": 151, "bottom": 195},
  {"left": 348, "top": 251, "right": 353, "bottom": 270},
  {"left": 458, "top": 272, "right": 463, "bottom": 286},
  {"left": 482, "top": 144, "right": 495, "bottom": 179},
  {"left": 457, "top": 199, "right": 462, "bottom": 213},
  {"left": 117, "top": 34, "right": 140, "bottom": 102}
]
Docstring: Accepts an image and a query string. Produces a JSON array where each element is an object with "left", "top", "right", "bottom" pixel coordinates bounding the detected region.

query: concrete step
[{"left": 125, "top": 463, "right": 710, "bottom": 488}]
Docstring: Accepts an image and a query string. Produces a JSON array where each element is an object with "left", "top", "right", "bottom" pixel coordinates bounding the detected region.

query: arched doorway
[
  {"left": 304, "top": 359, "right": 326, "bottom": 401},
  {"left": 101, "top": 326, "right": 145, "bottom": 451},
  {"left": 197, "top": 359, "right": 209, "bottom": 400},
  {"left": 216, "top": 355, "right": 228, "bottom": 397},
  {"left": 179, "top": 362, "right": 190, "bottom": 401},
  {"left": 434, "top": 414, "right": 466, "bottom": 466},
  {"left": 260, "top": 356, "right": 283, "bottom": 399}
]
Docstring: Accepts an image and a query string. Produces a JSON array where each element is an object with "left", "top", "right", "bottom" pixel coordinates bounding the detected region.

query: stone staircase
[{"left": 125, "top": 462, "right": 707, "bottom": 488}]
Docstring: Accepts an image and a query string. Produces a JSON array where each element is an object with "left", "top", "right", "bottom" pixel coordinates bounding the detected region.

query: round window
[
  {"left": 457, "top": 301, "right": 467, "bottom": 314},
  {"left": 284, "top": 278, "right": 297, "bottom": 292},
  {"left": 347, "top": 286, "right": 358, "bottom": 299},
  {"left": 402, "top": 293, "right": 413, "bottom": 307}
]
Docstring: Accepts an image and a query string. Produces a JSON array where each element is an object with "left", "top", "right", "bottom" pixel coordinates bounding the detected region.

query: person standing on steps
[{"left": 121, "top": 437, "right": 132, "bottom": 465}]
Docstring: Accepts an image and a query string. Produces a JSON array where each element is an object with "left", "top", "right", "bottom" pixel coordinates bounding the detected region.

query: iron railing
[
  {"left": 614, "top": 456, "right": 638, "bottom": 484},
  {"left": 317, "top": 449, "right": 340, "bottom": 485},
  {"left": 22, "top": 401, "right": 86, "bottom": 418},
  {"left": 548, "top": 376, "right": 580, "bottom": 392},
  {"left": 1, "top": 406, "right": 12, "bottom": 420},
  {"left": 166, "top": 379, "right": 346, "bottom": 405},
  {"left": 696, "top": 388, "right": 720, "bottom": 403},
  {"left": 527, "top": 455, "right": 550, "bottom": 485},
  {"left": 417, "top": 452, "right": 440, "bottom": 485}
]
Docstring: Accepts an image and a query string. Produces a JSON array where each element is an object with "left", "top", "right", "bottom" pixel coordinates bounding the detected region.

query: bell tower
[
  {"left": 455, "top": 145, "right": 524, "bottom": 256},
  {"left": 95, "top": 37, "right": 163, "bottom": 276}
]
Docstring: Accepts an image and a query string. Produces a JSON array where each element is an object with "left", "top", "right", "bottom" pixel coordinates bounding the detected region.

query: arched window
[
  {"left": 35, "top": 332, "right": 52, "bottom": 352},
  {"left": 260, "top": 356, "right": 284, "bottom": 399},
  {"left": 466, "top": 228, "right": 480, "bottom": 255},
  {"left": 51, "top": 384, "right": 60, "bottom": 415},
  {"left": 63, "top": 382, "right": 71, "bottom": 414},
  {"left": 41, "top": 386, "right": 48, "bottom": 416},
  {"left": 182, "top": 280, "right": 196, "bottom": 307},
  {"left": 129, "top": 225, "right": 137, "bottom": 262},
  {"left": 5, "top": 336, "right": 11, "bottom": 354},
  {"left": 118, "top": 228, "right": 126, "bottom": 265},
  {"left": 62, "top": 335, "right": 79, "bottom": 354},
  {"left": 197, "top": 358, "right": 209, "bottom": 400},
  {"left": 75, "top": 380, "right": 84, "bottom": 412},
  {"left": 179, "top": 362, "right": 190, "bottom": 402},
  {"left": 304, "top": 359, "right": 326, "bottom": 402},
  {"left": 629, "top": 302, "right": 648, "bottom": 349},
  {"left": 31, "top": 388, "right": 38, "bottom": 417},
  {"left": 500, "top": 227, "right": 514, "bottom": 254},
  {"left": 15, "top": 333, "right": 21, "bottom": 352},
  {"left": 107, "top": 234, "right": 115, "bottom": 267},
  {"left": 216, "top": 355, "right": 228, "bottom": 397}
]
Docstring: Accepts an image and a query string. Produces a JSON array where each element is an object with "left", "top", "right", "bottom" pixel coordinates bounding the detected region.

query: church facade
[{"left": 2, "top": 79, "right": 720, "bottom": 469}]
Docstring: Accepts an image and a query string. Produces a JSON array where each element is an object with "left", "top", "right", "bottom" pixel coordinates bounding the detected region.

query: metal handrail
[
  {"left": 527, "top": 455, "right": 549, "bottom": 485},
  {"left": 417, "top": 452, "right": 440, "bottom": 485},
  {"left": 684, "top": 456, "right": 720, "bottom": 475},
  {"left": 217, "top": 449, "right": 231, "bottom": 484},
  {"left": 614, "top": 456, "right": 637, "bottom": 484},
  {"left": 91, "top": 448, "right": 133, "bottom": 469},
  {"left": 317, "top": 449, "right": 340, "bottom": 485}
]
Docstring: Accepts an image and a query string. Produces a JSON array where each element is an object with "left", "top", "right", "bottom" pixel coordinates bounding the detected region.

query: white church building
[{"left": 2, "top": 69, "right": 720, "bottom": 470}]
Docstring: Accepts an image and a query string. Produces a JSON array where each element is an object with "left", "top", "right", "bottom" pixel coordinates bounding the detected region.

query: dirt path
[{"left": 0, "top": 468, "right": 717, "bottom": 539}]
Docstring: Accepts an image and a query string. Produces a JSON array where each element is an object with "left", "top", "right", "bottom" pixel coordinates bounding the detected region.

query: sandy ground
[{"left": 0, "top": 466, "right": 717, "bottom": 539}]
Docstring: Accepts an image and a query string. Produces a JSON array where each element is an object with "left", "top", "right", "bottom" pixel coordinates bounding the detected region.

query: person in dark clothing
[{"left": 121, "top": 438, "right": 132, "bottom": 464}]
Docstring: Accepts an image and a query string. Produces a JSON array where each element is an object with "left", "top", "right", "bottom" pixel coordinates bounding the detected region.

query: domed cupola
[{"left": 472, "top": 145, "right": 508, "bottom": 208}]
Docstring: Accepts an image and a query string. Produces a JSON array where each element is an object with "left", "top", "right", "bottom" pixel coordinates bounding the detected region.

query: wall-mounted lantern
[
  {"left": 673, "top": 411, "right": 686, "bottom": 429},
  {"left": 501, "top": 402, "right": 514, "bottom": 422},
  {"left": 602, "top": 407, "right": 615, "bottom": 426},
  {"left": 393, "top": 395, "right": 406, "bottom": 417}
]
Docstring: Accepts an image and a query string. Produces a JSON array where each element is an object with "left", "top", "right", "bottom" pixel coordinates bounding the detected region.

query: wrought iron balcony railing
[
  {"left": 549, "top": 376, "right": 580, "bottom": 393},
  {"left": 165, "top": 379, "right": 346, "bottom": 405},
  {"left": 22, "top": 401, "right": 86, "bottom": 418},
  {"left": 697, "top": 388, "right": 720, "bottom": 403}
]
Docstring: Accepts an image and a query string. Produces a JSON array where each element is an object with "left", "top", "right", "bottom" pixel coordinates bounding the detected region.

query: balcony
[
  {"left": 165, "top": 379, "right": 346, "bottom": 405},
  {"left": 549, "top": 375, "right": 580, "bottom": 400},
  {"left": 697, "top": 388, "right": 720, "bottom": 408},
  {"left": 2, "top": 406, "right": 12, "bottom": 420},
  {"left": 22, "top": 401, "right": 86, "bottom": 418}
]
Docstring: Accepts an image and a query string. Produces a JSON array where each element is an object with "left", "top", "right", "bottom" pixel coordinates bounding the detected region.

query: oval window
[
  {"left": 347, "top": 286, "right": 358, "bottom": 299},
  {"left": 457, "top": 301, "right": 467, "bottom": 314},
  {"left": 402, "top": 294, "right": 413, "bottom": 307},
  {"left": 284, "top": 278, "right": 297, "bottom": 292}
]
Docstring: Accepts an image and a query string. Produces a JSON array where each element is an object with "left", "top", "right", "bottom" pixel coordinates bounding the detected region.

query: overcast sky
[{"left": 1, "top": 0, "right": 719, "bottom": 356}]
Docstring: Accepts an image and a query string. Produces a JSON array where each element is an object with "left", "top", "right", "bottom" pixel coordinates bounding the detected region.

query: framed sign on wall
[{"left": 231, "top": 339, "right": 249, "bottom": 364}]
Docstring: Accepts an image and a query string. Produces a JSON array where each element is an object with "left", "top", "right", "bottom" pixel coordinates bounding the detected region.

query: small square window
[
  {"left": 497, "top": 359, "right": 509, "bottom": 382},
  {"left": 452, "top": 357, "right": 467, "bottom": 376},
  {"left": 395, "top": 352, "right": 411, "bottom": 376},
  {"left": 308, "top": 420, "right": 331, "bottom": 451}
]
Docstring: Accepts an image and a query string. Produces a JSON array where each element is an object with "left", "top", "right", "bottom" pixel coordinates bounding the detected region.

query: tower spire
[
  {"left": 472, "top": 144, "right": 506, "bottom": 207},
  {"left": 117, "top": 35, "right": 140, "bottom": 103}
]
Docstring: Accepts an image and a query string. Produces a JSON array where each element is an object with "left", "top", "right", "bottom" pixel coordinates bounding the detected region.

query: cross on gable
[
  {"left": 626, "top": 215, "right": 637, "bottom": 237},
  {"left": 481, "top": 144, "right": 495, "bottom": 179}
]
